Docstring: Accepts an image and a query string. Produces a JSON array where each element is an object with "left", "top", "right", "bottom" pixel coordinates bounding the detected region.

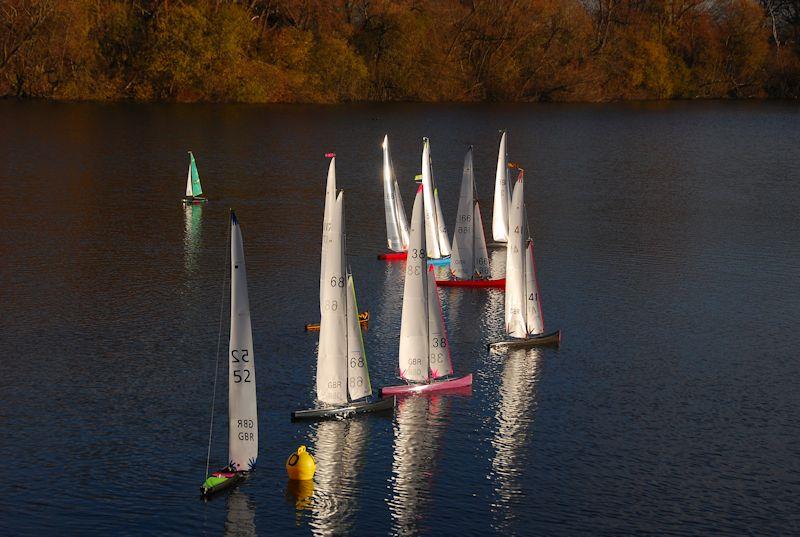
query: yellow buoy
[{"left": 286, "top": 445, "right": 316, "bottom": 480}]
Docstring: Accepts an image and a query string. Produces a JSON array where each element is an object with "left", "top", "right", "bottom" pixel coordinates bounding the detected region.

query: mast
[
  {"left": 228, "top": 211, "right": 258, "bottom": 472},
  {"left": 399, "top": 186, "right": 430, "bottom": 382},
  {"left": 317, "top": 191, "right": 348, "bottom": 405},
  {"left": 504, "top": 172, "right": 527, "bottom": 338},
  {"left": 492, "top": 131, "right": 511, "bottom": 242}
]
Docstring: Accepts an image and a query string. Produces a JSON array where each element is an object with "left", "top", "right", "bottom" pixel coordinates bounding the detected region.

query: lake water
[{"left": 1, "top": 101, "right": 799, "bottom": 536}]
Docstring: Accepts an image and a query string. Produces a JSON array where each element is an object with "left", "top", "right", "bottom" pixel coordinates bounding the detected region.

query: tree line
[{"left": 2, "top": 0, "right": 799, "bottom": 102}]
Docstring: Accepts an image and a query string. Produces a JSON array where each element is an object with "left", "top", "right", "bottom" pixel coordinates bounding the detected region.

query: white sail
[
  {"left": 474, "top": 201, "right": 490, "bottom": 277},
  {"left": 524, "top": 240, "right": 544, "bottom": 335},
  {"left": 504, "top": 174, "right": 527, "bottom": 338},
  {"left": 433, "top": 186, "right": 451, "bottom": 257},
  {"left": 492, "top": 131, "right": 511, "bottom": 242},
  {"left": 185, "top": 162, "right": 193, "bottom": 196},
  {"left": 346, "top": 273, "right": 372, "bottom": 400},
  {"left": 421, "top": 138, "right": 441, "bottom": 259},
  {"left": 382, "top": 135, "right": 410, "bottom": 252},
  {"left": 450, "top": 147, "right": 476, "bottom": 279},
  {"left": 399, "top": 187, "right": 430, "bottom": 382},
  {"left": 319, "top": 157, "right": 337, "bottom": 313},
  {"left": 228, "top": 211, "right": 258, "bottom": 472},
  {"left": 427, "top": 266, "right": 453, "bottom": 379},
  {"left": 317, "top": 191, "right": 348, "bottom": 405}
]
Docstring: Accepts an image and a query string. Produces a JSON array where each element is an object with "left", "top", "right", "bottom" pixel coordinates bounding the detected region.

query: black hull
[
  {"left": 182, "top": 196, "right": 208, "bottom": 204},
  {"left": 291, "top": 396, "right": 395, "bottom": 422},
  {"left": 488, "top": 330, "right": 561, "bottom": 350}
]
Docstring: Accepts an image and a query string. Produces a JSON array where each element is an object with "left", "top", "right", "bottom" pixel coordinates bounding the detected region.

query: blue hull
[{"left": 427, "top": 257, "right": 451, "bottom": 266}]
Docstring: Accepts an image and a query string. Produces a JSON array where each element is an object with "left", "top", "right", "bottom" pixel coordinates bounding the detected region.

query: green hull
[{"left": 200, "top": 472, "right": 245, "bottom": 497}]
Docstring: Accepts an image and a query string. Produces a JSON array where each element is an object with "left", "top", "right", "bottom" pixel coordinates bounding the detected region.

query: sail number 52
[{"left": 231, "top": 349, "right": 252, "bottom": 383}]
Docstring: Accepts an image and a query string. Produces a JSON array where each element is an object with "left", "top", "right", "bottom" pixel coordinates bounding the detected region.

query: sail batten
[
  {"left": 228, "top": 212, "right": 258, "bottom": 472},
  {"left": 399, "top": 188, "right": 430, "bottom": 382}
]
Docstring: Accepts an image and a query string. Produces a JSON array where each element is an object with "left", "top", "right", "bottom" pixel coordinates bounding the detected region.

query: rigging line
[{"left": 205, "top": 213, "right": 231, "bottom": 479}]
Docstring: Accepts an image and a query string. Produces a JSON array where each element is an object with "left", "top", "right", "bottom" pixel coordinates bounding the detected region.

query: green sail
[{"left": 189, "top": 152, "right": 203, "bottom": 196}]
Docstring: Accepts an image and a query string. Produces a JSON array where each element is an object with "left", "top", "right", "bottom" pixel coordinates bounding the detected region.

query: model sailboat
[
  {"left": 422, "top": 138, "right": 451, "bottom": 266},
  {"left": 437, "top": 146, "right": 505, "bottom": 289},
  {"left": 293, "top": 191, "right": 395, "bottom": 420},
  {"left": 377, "top": 135, "right": 411, "bottom": 261},
  {"left": 490, "top": 131, "right": 511, "bottom": 245},
  {"left": 489, "top": 171, "right": 561, "bottom": 350},
  {"left": 182, "top": 151, "right": 207, "bottom": 204},
  {"left": 380, "top": 186, "right": 473, "bottom": 396},
  {"left": 201, "top": 211, "right": 258, "bottom": 496}
]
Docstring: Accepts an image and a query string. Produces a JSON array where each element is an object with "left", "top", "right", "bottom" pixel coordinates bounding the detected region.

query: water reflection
[
  {"left": 224, "top": 489, "right": 257, "bottom": 537},
  {"left": 183, "top": 204, "right": 203, "bottom": 275},
  {"left": 389, "top": 395, "right": 451, "bottom": 536},
  {"left": 307, "top": 419, "right": 371, "bottom": 535},
  {"left": 490, "top": 348, "right": 543, "bottom": 530}
]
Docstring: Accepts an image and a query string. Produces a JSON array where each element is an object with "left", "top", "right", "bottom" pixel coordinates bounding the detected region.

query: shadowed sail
[
  {"left": 382, "top": 135, "right": 410, "bottom": 252},
  {"left": 492, "top": 131, "right": 511, "bottom": 242}
]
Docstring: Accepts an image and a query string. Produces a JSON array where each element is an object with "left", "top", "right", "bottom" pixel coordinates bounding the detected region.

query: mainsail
[
  {"left": 228, "top": 211, "right": 258, "bottom": 471},
  {"left": 524, "top": 240, "right": 544, "bottom": 335},
  {"left": 187, "top": 151, "right": 203, "bottom": 197},
  {"left": 427, "top": 266, "right": 453, "bottom": 379},
  {"left": 319, "top": 157, "right": 337, "bottom": 313},
  {"left": 399, "top": 187, "right": 430, "bottom": 382},
  {"left": 420, "top": 138, "right": 441, "bottom": 259},
  {"left": 504, "top": 172, "right": 527, "bottom": 338},
  {"left": 317, "top": 191, "right": 348, "bottom": 405},
  {"left": 382, "top": 135, "right": 410, "bottom": 252},
  {"left": 492, "top": 131, "right": 511, "bottom": 242},
  {"left": 451, "top": 147, "right": 477, "bottom": 279},
  {"left": 474, "top": 201, "right": 490, "bottom": 277}
]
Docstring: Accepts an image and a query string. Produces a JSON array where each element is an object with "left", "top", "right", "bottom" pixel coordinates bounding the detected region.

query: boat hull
[
  {"left": 379, "top": 373, "right": 473, "bottom": 397},
  {"left": 376, "top": 252, "right": 452, "bottom": 266},
  {"left": 486, "top": 241, "right": 507, "bottom": 248},
  {"left": 291, "top": 396, "right": 396, "bottom": 422},
  {"left": 200, "top": 471, "right": 245, "bottom": 498},
  {"left": 305, "top": 311, "right": 369, "bottom": 332},
  {"left": 436, "top": 278, "right": 505, "bottom": 288},
  {"left": 182, "top": 196, "right": 208, "bottom": 205},
  {"left": 488, "top": 330, "right": 561, "bottom": 350}
]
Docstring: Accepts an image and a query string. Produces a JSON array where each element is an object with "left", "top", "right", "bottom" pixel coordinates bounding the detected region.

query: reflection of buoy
[
  {"left": 286, "top": 445, "right": 316, "bottom": 480},
  {"left": 286, "top": 479, "right": 315, "bottom": 510}
]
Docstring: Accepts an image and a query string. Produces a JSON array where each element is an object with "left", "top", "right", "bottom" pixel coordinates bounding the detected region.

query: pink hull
[
  {"left": 377, "top": 252, "right": 407, "bottom": 261},
  {"left": 379, "top": 374, "right": 473, "bottom": 397},
  {"left": 436, "top": 278, "right": 505, "bottom": 288}
]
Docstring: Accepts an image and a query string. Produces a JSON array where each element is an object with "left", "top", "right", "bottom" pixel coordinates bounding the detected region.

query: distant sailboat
[
  {"left": 201, "top": 210, "right": 258, "bottom": 496},
  {"left": 378, "top": 135, "right": 410, "bottom": 257},
  {"left": 490, "top": 132, "right": 511, "bottom": 244},
  {"left": 438, "top": 146, "right": 505, "bottom": 289},
  {"left": 380, "top": 186, "right": 472, "bottom": 396},
  {"left": 182, "top": 151, "right": 208, "bottom": 204},
  {"left": 293, "top": 191, "right": 395, "bottom": 420},
  {"left": 489, "top": 171, "right": 561, "bottom": 350}
]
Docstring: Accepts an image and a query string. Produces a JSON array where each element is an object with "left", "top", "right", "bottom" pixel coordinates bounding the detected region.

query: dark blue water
[{"left": 1, "top": 101, "right": 799, "bottom": 535}]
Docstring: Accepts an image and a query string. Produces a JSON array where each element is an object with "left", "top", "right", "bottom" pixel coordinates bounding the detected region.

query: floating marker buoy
[{"left": 286, "top": 445, "right": 316, "bottom": 480}]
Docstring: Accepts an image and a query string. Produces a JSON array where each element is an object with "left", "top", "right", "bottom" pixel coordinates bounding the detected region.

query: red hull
[
  {"left": 436, "top": 278, "right": 505, "bottom": 288},
  {"left": 377, "top": 252, "right": 407, "bottom": 261},
  {"left": 379, "top": 374, "right": 473, "bottom": 397}
]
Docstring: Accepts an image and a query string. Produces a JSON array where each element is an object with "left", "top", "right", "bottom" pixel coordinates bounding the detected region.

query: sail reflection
[
  {"left": 389, "top": 395, "right": 450, "bottom": 536},
  {"left": 490, "top": 348, "right": 543, "bottom": 529},
  {"left": 223, "top": 489, "right": 257, "bottom": 537},
  {"left": 307, "top": 419, "right": 370, "bottom": 536},
  {"left": 183, "top": 204, "right": 203, "bottom": 275}
]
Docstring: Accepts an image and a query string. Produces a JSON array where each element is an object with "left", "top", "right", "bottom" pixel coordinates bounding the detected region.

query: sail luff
[
  {"left": 317, "top": 192, "right": 348, "bottom": 405},
  {"left": 451, "top": 147, "right": 475, "bottom": 279},
  {"left": 346, "top": 273, "right": 372, "bottom": 400},
  {"left": 427, "top": 266, "right": 453, "bottom": 379},
  {"left": 399, "top": 188, "right": 430, "bottom": 382},
  {"left": 421, "top": 139, "right": 441, "bottom": 259},
  {"left": 228, "top": 211, "right": 258, "bottom": 472},
  {"left": 492, "top": 132, "right": 510, "bottom": 242},
  {"left": 189, "top": 152, "right": 203, "bottom": 196},
  {"left": 320, "top": 158, "right": 337, "bottom": 314},
  {"left": 504, "top": 173, "right": 528, "bottom": 338}
]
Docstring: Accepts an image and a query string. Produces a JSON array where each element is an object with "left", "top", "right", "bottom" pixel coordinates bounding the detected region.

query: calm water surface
[{"left": 1, "top": 101, "right": 799, "bottom": 535}]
